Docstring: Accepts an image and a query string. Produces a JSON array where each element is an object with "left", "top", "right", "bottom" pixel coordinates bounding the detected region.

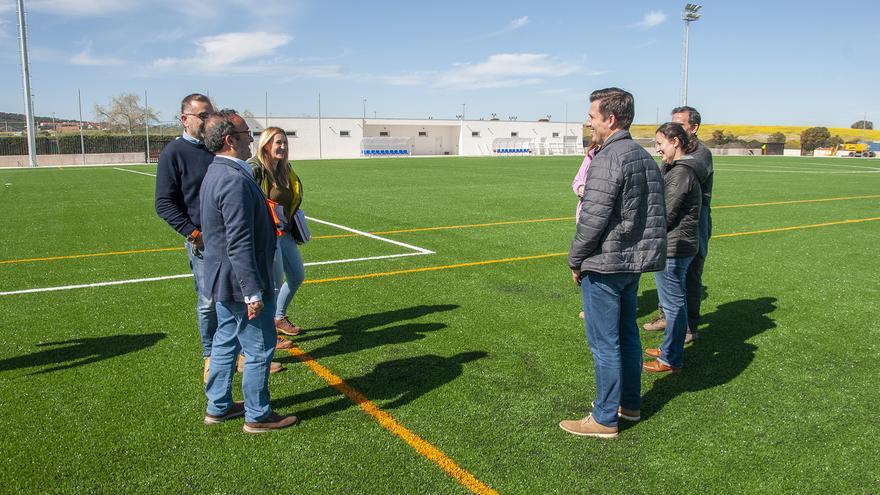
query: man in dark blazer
[{"left": 199, "top": 109, "right": 298, "bottom": 433}]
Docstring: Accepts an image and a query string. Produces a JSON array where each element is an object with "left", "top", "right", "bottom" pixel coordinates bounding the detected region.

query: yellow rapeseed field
[{"left": 625, "top": 124, "right": 880, "bottom": 143}]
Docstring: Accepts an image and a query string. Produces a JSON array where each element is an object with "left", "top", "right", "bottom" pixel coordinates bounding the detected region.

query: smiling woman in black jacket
[{"left": 643, "top": 122, "right": 702, "bottom": 374}]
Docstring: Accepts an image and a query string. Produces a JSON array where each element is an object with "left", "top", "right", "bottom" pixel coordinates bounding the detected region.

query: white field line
[
  {"left": 717, "top": 160, "right": 880, "bottom": 171},
  {"left": 716, "top": 167, "right": 880, "bottom": 175},
  {"left": 305, "top": 216, "right": 435, "bottom": 254},
  {"left": 113, "top": 167, "right": 157, "bottom": 177},
  {"left": 0, "top": 251, "right": 434, "bottom": 296},
  {"left": 2, "top": 170, "right": 435, "bottom": 296},
  {"left": 0, "top": 274, "right": 193, "bottom": 296}
]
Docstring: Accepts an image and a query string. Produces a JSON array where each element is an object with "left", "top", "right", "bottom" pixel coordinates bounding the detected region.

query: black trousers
[{"left": 685, "top": 249, "right": 706, "bottom": 331}]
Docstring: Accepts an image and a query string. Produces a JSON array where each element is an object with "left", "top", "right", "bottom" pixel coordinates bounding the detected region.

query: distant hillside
[{"left": 0, "top": 111, "right": 75, "bottom": 123}]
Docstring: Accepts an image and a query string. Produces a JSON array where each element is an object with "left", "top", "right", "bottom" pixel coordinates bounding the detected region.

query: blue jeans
[
  {"left": 655, "top": 255, "right": 694, "bottom": 368},
  {"left": 581, "top": 272, "right": 642, "bottom": 427},
  {"left": 273, "top": 232, "right": 305, "bottom": 320},
  {"left": 186, "top": 242, "right": 217, "bottom": 357},
  {"left": 206, "top": 299, "right": 277, "bottom": 422}
]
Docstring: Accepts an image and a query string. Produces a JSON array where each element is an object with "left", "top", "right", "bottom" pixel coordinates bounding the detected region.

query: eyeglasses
[
  {"left": 229, "top": 129, "right": 251, "bottom": 136},
  {"left": 182, "top": 111, "right": 212, "bottom": 120}
]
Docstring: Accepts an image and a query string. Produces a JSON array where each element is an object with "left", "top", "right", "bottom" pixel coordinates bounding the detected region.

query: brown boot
[
  {"left": 243, "top": 412, "right": 300, "bottom": 433},
  {"left": 275, "top": 316, "right": 302, "bottom": 336},
  {"left": 642, "top": 312, "right": 666, "bottom": 331},
  {"left": 236, "top": 354, "right": 285, "bottom": 374},
  {"left": 202, "top": 357, "right": 210, "bottom": 384},
  {"left": 559, "top": 414, "right": 618, "bottom": 438},
  {"left": 275, "top": 337, "right": 293, "bottom": 350}
]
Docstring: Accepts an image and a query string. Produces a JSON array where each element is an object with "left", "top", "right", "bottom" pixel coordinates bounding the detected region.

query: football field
[{"left": 1, "top": 155, "right": 878, "bottom": 493}]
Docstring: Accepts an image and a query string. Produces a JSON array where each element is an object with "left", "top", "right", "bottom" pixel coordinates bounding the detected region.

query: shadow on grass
[
  {"left": 634, "top": 296, "right": 777, "bottom": 424},
  {"left": 0, "top": 333, "right": 166, "bottom": 375},
  {"left": 272, "top": 351, "right": 487, "bottom": 420},
  {"left": 637, "top": 285, "right": 711, "bottom": 320},
  {"left": 279, "top": 304, "right": 459, "bottom": 362}
]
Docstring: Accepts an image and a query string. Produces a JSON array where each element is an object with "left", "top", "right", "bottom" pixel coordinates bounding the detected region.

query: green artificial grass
[{"left": 1, "top": 156, "right": 878, "bottom": 494}]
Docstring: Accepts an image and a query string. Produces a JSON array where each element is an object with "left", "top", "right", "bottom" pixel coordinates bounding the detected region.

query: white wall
[
  {"left": 249, "top": 116, "right": 584, "bottom": 159},
  {"left": 250, "top": 117, "right": 364, "bottom": 160},
  {"left": 460, "top": 120, "right": 583, "bottom": 156}
]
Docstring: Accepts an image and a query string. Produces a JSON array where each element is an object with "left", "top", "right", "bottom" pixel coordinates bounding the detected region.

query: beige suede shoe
[{"left": 559, "top": 414, "right": 618, "bottom": 438}]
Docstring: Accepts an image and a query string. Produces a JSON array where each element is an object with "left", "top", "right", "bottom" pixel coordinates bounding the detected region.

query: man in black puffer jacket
[{"left": 559, "top": 88, "right": 667, "bottom": 439}]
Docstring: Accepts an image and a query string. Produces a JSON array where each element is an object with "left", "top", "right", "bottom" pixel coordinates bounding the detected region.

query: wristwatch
[{"left": 187, "top": 229, "right": 201, "bottom": 244}]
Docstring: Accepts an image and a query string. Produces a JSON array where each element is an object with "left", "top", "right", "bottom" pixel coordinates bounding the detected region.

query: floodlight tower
[
  {"left": 680, "top": 3, "right": 702, "bottom": 106},
  {"left": 16, "top": 0, "right": 37, "bottom": 167}
]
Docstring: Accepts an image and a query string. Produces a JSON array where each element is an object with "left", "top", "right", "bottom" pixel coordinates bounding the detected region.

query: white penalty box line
[{"left": 0, "top": 170, "right": 435, "bottom": 296}]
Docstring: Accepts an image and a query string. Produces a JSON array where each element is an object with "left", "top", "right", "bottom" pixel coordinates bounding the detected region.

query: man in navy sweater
[{"left": 155, "top": 94, "right": 283, "bottom": 383}]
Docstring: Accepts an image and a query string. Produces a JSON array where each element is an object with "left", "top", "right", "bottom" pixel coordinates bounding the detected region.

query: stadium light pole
[
  {"left": 16, "top": 0, "right": 37, "bottom": 167},
  {"left": 680, "top": 3, "right": 702, "bottom": 106}
]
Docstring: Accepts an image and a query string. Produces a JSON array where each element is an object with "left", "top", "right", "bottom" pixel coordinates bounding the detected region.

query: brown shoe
[
  {"left": 236, "top": 355, "right": 285, "bottom": 374},
  {"left": 559, "top": 414, "right": 618, "bottom": 438},
  {"left": 243, "top": 411, "right": 300, "bottom": 433},
  {"left": 643, "top": 359, "right": 682, "bottom": 373},
  {"left": 275, "top": 316, "right": 302, "bottom": 336},
  {"left": 578, "top": 311, "right": 585, "bottom": 320},
  {"left": 204, "top": 401, "right": 245, "bottom": 425},
  {"left": 275, "top": 337, "right": 293, "bottom": 350},
  {"left": 644, "top": 347, "right": 661, "bottom": 358},
  {"left": 589, "top": 401, "right": 640, "bottom": 422},
  {"left": 203, "top": 356, "right": 210, "bottom": 384},
  {"left": 643, "top": 313, "right": 666, "bottom": 331},
  {"left": 685, "top": 331, "right": 699, "bottom": 344}
]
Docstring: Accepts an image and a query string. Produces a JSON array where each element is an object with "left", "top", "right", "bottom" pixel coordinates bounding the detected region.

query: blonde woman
[{"left": 248, "top": 127, "right": 305, "bottom": 346}]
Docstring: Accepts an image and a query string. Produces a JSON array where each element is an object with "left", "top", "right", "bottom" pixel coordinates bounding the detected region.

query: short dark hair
[
  {"left": 656, "top": 122, "right": 697, "bottom": 154},
  {"left": 589, "top": 87, "right": 634, "bottom": 130},
  {"left": 181, "top": 93, "right": 212, "bottom": 115},
  {"left": 671, "top": 106, "right": 701, "bottom": 127},
  {"left": 203, "top": 109, "right": 239, "bottom": 153}
]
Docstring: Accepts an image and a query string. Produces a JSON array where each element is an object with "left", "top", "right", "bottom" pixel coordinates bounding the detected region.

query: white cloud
[
  {"left": 634, "top": 10, "right": 666, "bottom": 28},
  {"left": 28, "top": 0, "right": 140, "bottom": 16},
  {"left": 507, "top": 16, "right": 529, "bottom": 31},
  {"left": 152, "top": 31, "right": 348, "bottom": 80},
  {"left": 433, "top": 53, "right": 581, "bottom": 89},
  {"left": 70, "top": 47, "right": 125, "bottom": 66},
  {"left": 153, "top": 32, "right": 292, "bottom": 72},
  {"left": 478, "top": 15, "right": 530, "bottom": 38}
]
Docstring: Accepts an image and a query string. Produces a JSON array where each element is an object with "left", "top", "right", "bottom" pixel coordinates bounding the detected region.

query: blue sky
[{"left": 0, "top": 0, "right": 878, "bottom": 126}]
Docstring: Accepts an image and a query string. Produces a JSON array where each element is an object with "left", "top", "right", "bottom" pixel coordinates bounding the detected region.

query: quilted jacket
[{"left": 568, "top": 130, "right": 667, "bottom": 274}]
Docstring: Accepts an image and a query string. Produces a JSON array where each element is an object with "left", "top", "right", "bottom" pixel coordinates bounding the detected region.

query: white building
[{"left": 243, "top": 116, "right": 584, "bottom": 160}]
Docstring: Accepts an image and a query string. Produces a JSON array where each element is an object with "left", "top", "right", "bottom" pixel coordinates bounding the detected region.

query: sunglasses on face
[{"left": 183, "top": 111, "right": 212, "bottom": 120}]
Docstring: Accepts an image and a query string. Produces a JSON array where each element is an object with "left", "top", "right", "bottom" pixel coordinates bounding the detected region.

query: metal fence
[{"left": 0, "top": 120, "right": 183, "bottom": 160}]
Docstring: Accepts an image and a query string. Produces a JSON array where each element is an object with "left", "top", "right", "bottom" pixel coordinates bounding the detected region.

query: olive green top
[{"left": 247, "top": 156, "right": 303, "bottom": 222}]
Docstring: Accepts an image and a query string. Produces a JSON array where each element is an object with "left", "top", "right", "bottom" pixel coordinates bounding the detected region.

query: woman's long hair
[
  {"left": 256, "top": 127, "right": 291, "bottom": 188},
  {"left": 656, "top": 122, "right": 698, "bottom": 155}
]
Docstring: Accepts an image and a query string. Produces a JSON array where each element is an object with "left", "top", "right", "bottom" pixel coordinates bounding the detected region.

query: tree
[
  {"left": 710, "top": 129, "right": 737, "bottom": 146},
  {"left": 850, "top": 120, "right": 873, "bottom": 130},
  {"left": 800, "top": 126, "right": 830, "bottom": 153},
  {"left": 767, "top": 132, "right": 786, "bottom": 144},
  {"left": 94, "top": 93, "right": 158, "bottom": 135}
]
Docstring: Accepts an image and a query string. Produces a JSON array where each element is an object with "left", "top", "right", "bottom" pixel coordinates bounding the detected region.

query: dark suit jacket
[{"left": 199, "top": 156, "right": 276, "bottom": 303}]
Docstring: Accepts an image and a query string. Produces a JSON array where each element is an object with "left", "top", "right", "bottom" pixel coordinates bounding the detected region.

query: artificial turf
[{"left": 0, "top": 155, "right": 878, "bottom": 493}]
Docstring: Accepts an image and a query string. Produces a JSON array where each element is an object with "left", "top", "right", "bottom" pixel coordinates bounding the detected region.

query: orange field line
[
  {"left": 313, "top": 216, "right": 574, "bottom": 239},
  {"left": 287, "top": 346, "right": 499, "bottom": 495},
  {"left": 713, "top": 216, "right": 880, "bottom": 239},
  {"left": 0, "top": 246, "right": 183, "bottom": 265},
  {"left": 713, "top": 194, "right": 880, "bottom": 210},
  {"left": 302, "top": 253, "right": 567, "bottom": 285},
  {"left": 2, "top": 194, "right": 878, "bottom": 265},
  {"left": 300, "top": 216, "right": 880, "bottom": 285}
]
